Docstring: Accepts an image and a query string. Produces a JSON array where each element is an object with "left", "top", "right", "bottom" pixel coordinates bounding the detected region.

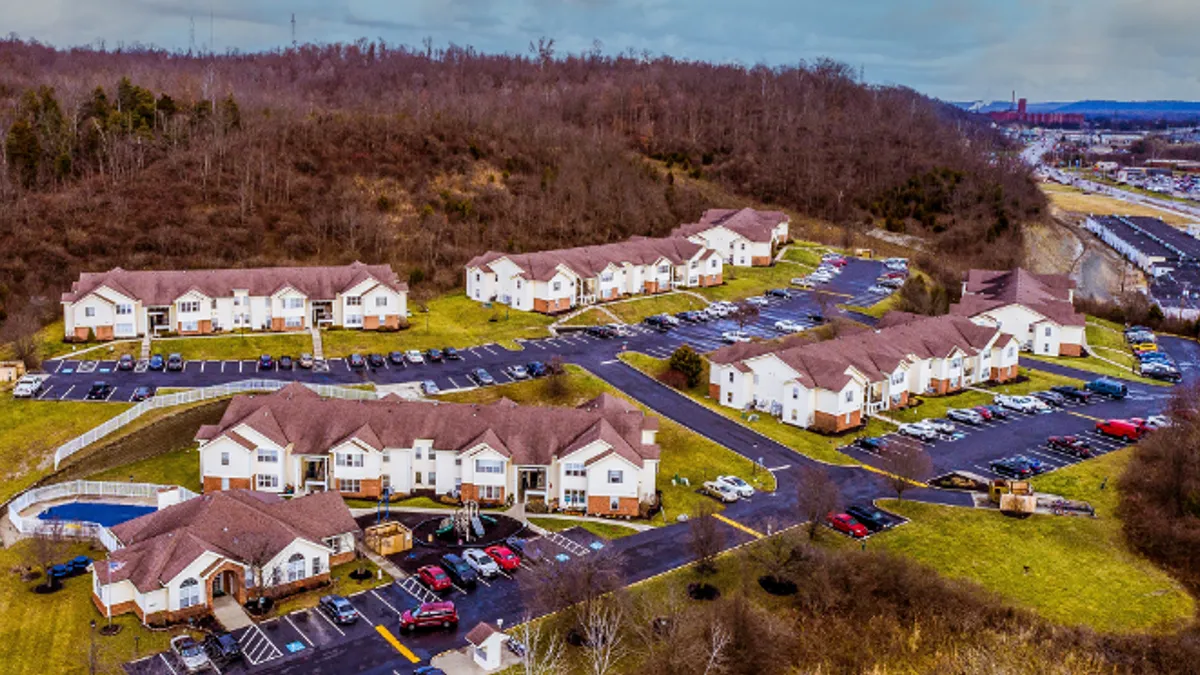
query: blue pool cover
[{"left": 39, "top": 502, "right": 156, "bottom": 527}]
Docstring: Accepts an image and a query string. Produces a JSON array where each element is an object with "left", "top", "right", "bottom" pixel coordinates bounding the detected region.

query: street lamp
[{"left": 89, "top": 619, "right": 97, "bottom": 675}]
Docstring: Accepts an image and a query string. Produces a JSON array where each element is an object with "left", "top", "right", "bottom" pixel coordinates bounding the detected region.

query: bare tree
[
  {"left": 543, "top": 355, "right": 571, "bottom": 400},
  {"left": 880, "top": 443, "right": 933, "bottom": 500},
  {"left": 750, "top": 527, "right": 802, "bottom": 586},
  {"left": 521, "top": 547, "right": 623, "bottom": 629},
  {"left": 729, "top": 302, "right": 760, "bottom": 335},
  {"left": 513, "top": 616, "right": 567, "bottom": 675},
  {"left": 1, "top": 308, "right": 43, "bottom": 371},
  {"left": 796, "top": 466, "right": 840, "bottom": 540},
  {"left": 28, "top": 518, "right": 69, "bottom": 590},
  {"left": 700, "top": 618, "right": 732, "bottom": 675},
  {"left": 689, "top": 500, "right": 725, "bottom": 575},
  {"left": 238, "top": 532, "right": 277, "bottom": 607},
  {"left": 581, "top": 598, "right": 627, "bottom": 675}
]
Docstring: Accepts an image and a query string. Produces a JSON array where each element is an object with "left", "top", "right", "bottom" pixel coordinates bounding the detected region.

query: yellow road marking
[
  {"left": 1067, "top": 410, "right": 1103, "bottom": 422},
  {"left": 376, "top": 626, "right": 420, "bottom": 663},
  {"left": 857, "top": 462, "right": 928, "bottom": 488},
  {"left": 712, "top": 513, "right": 764, "bottom": 539},
  {"left": 813, "top": 289, "right": 854, "bottom": 298}
]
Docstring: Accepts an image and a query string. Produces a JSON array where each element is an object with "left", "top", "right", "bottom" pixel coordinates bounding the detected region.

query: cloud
[{"left": 3, "top": 0, "right": 1198, "bottom": 101}]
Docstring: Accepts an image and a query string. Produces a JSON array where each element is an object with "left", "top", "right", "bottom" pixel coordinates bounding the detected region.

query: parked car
[
  {"left": 204, "top": 632, "right": 243, "bottom": 666},
  {"left": 846, "top": 505, "right": 892, "bottom": 533},
  {"left": 1011, "top": 455, "right": 1047, "bottom": 474},
  {"left": 1050, "top": 385, "right": 1093, "bottom": 402},
  {"left": 807, "top": 312, "right": 826, "bottom": 323},
  {"left": 148, "top": 354, "right": 165, "bottom": 370},
  {"left": 774, "top": 319, "right": 804, "bottom": 333},
  {"left": 399, "top": 601, "right": 459, "bottom": 632},
  {"left": 505, "top": 364, "right": 530, "bottom": 380},
  {"left": 854, "top": 436, "right": 889, "bottom": 453},
  {"left": 117, "top": 354, "right": 135, "bottom": 371},
  {"left": 439, "top": 554, "right": 478, "bottom": 588},
  {"left": 947, "top": 408, "right": 984, "bottom": 425},
  {"left": 426, "top": 348, "right": 444, "bottom": 363},
  {"left": 462, "top": 548, "right": 500, "bottom": 578},
  {"left": 348, "top": 353, "right": 366, "bottom": 370},
  {"left": 1145, "top": 414, "right": 1172, "bottom": 429},
  {"left": 131, "top": 385, "right": 155, "bottom": 402},
  {"left": 659, "top": 313, "right": 681, "bottom": 326},
  {"left": 990, "top": 457, "right": 1034, "bottom": 479},
  {"left": 715, "top": 475, "right": 755, "bottom": 498},
  {"left": 86, "top": 381, "right": 112, "bottom": 400},
  {"left": 1132, "top": 343, "right": 1158, "bottom": 354},
  {"left": 791, "top": 278, "right": 814, "bottom": 289},
  {"left": 526, "top": 361, "right": 548, "bottom": 378},
  {"left": 319, "top": 595, "right": 360, "bottom": 624},
  {"left": 827, "top": 513, "right": 868, "bottom": 538},
  {"left": 898, "top": 422, "right": 938, "bottom": 441},
  {"left": 972, "top": 405, "right": 995, "bottom": 421},
  {"left": 421, "top": 380, "right": 440, "bottom": 396},
  {"left": 878, "top": 277, "right": 904, "bottom": 289},
  {"left": 1095, "top": 418, "right": 1146, "bottom": 441},
  {"left": 644, "top": 315, "right": 671, "bottom": 330},
  {"left": 299, "top": 353, "right": 315, "bottom": 369},
  {"left": 923, "top": 419, "right": 957, "bottom": 434},
  {"left": 171, "top": 636, "right": 211, "bottom": 673},
  {"left": 444, "top": 347, "right": 462, "bottom": 361},
  {"left": 702, "top": 480, "right": 740, "bottom": 503},
  {"left": 406, "top": 350, "right": 425, "bottom": 364},
  {"left": 12, "top": 374, "right": 47, "bottom": 399},
  {"left": 868, "top": 285, "right": 891, "bottom": 294},
  {"left": 386, "top": 351, "right": 404, "bottom": 366},
  {"left": 996, "top": 395, "right": 1041, "bottom": 413},
  {"left": 1141, "top": 362, "right": 1182, "bottom": 382},
  {"left": 1085, "top": 378, "right": 1128, "bottom": 400},
  {"left": 721, "top": 331, "right": 752, "bottom": 343},
  {"left": 586, "top": 325, "right": 617, "bottom": 338},
  {"left": 258, "top": 354, "right": 275, "bottom": 370},
  {"left": 485, "top": 545, "right": 521, "bottom": 572},
  {"left": 1031, "top": 390, "right": 1067, "bottom": 407},
  {"left": 981, "top": 404, "right": 1010, "bottom": 420},
  {"left": 677, "top": 310, "right": 705, "bottom": 323},
  {"left": 766, "top": 288, "right": 791, "bottom": 298},
  {"left": 166, "top": 353, "right": 184, "bottom": 371},
  {"left": 469, "top": 368, "right": 495, "bottom": 386},
  {"left": 1047, "top": 435, "right": 1093, "bottom": 458},
  {"left": 418, "top": 565, "right": 453, "bottom": 592},
  {"left": 278, "top": 355, "right": 293, "bottom": 370}
]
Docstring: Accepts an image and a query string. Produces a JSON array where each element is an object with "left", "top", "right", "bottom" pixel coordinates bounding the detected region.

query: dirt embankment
[{"left": 1024, "top": 206, "right": 1143, "bottom": 301}]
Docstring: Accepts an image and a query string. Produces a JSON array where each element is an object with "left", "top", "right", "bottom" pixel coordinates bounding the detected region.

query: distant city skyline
[{"left": 6, "top": 0, "right": 1200, "bottom": 102}]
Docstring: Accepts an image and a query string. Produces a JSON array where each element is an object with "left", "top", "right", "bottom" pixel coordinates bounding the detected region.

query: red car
[
  {"left": 1095, "top": 419, "right": 1146, "bottom": 441},
  {"left": 399, "top": 601, "right": 458, "bottom": 632},
  {"left": 972, "top": 406, "right": 994, "bottom": 421},
  {"left": 417, "top": 565, "right": 452, "bottom": 592},
  {"left": 826, "top": 513, "right": 868, "bottom": 538},
  {"left": 1046, "top": 435, "right": 1093, "bottom": 458},
  {"left": 828, "top": 258, "right": 848, "bottom": 267},
  {"left": 484, "top": 545, "right": 520, "bottom": 571}
]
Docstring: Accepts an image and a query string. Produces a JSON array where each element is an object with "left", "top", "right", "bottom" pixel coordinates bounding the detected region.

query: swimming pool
[{"left": 38, "top": 502, "right": 156, "bottom": 527}]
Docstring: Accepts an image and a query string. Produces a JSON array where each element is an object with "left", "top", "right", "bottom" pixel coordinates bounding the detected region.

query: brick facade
[
  {"left": 709, "top": 383, "right": 721, "bottom": 400},
  {"left": 459, "top": 483, "right": 505, "bottom": 506},
  {"left": 95, "top": 325, "right": 114, "bottom": 340},
  {"left": 532, "top": 298, "right": 572, "bottom": 314},
  {"left": 203, "top": 476, "right": 252, "bottom": 493},
  {"left": 586, "top": 495, "right": 639, "bottom": 517},
  {"left": 362, "top": 315, "right": 380, "bottom": 330},
  {"left": 336, "top": 477, "right": 382, "bottom": 499},
  {"left": 989, "top": 364, "right": 1019, "bottom": 382},
  {"left": 698, "top": 274, "right": 723, "bottom": 287},
  {"left": 383, "top": 314, "right": 401, "bottom": 329},
  {"left": 644, "top": 282, "right": 660, "bottom": 294},
  {"left": 750, "top": 256, "right": 772, "bottom": 266},
  {"left": 1059, "top": 343, "right": 1083, "bottom": 357},
  {"left": 812, "top": 409, "right": 862, "bottom": 434}
]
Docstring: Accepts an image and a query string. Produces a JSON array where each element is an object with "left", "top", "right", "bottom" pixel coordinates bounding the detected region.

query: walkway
[
  {"left": 310, "top": 327, "right": 324, "bottom": 360},
  {"left": 212, "top": 595, "right": 253, "bottom": 631}
]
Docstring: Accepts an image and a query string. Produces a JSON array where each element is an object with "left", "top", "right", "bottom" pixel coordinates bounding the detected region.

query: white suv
[{"left": 12, "top": 374, "right": 47, "bottom": 399}]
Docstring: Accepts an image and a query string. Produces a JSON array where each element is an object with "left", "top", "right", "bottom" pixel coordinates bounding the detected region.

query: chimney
[{"left": 1018, "top": 98, "right": 1027, "bottom": 115}]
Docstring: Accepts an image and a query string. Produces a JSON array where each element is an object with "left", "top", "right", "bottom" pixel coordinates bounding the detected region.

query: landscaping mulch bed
[
  {"left": 687, "top": 582, "right": 720, "bottom": 601},
  {"left": 758, "top": 575, "right": 798, "bottom": 596}
]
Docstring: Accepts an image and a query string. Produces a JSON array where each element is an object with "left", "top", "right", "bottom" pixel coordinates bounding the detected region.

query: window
[
  {"left": 245, "top": 568, "right": 255, "bottom": 588},
  {"left": 285, "top": 316, "right": 302, "bottom": 328},
  {"left": 375, "top": 296, "right": 387, "bottom": 307},
  {"left": 516, "top": 280, "right": 522, "bottom": 289},
  {"left": 609, "top": 496, "right": 620, "bottom": 511},
  {"left": 287, "top": 553, "right": 306, "bottom": 582},
  {"left": 607, "top": 470, "right": 623, "bottom": 484},
  {"left": 475, "top": 273, "right": 481, "bottom": 282},
  {"left": 311, "top": 557, "right": 322, "bottom": 576},
  {"left": 211, "top": 299, "right": 217, "bottom": 310},
  {"left": 1007, "top": 347, "right": 1015, "bottom": 358},
  {"left": 740, "top": 243, "right": 746, "bottom": 250},
  {"left": 84, "top": 307, "right": 96, "bottom": 318},
  {"left": 711, "top": 259, "right": 719, "bottom": 268},
  {"left": 345, "top": 313, "right": 362, "bottom": 326},
  {"left": 285, "top": 297, "right": 303, "bottom": 309},
  {"left": 1044, "top": 326, "right": 1052, "bottom": 337},
  {"left": 382, "top": 451, "right": 390, "bottom": 464},
  {"left": 951, "top": 358, "right": 962, "bottom": 369},
  {"left": 346, "top": 296, "right": 362, "bottom": 306},
  {"left": 564, "top": 463, "right": 585, "bottom": 477},
  {"left": 601, "top": 272, "right": 614, "bottom": 282},
  {"left": 791, "top": 409, "right": 798, "bottom": 421},
  {"left": 234, "top": 296, "right": 242, "bottom": 306},
  {"left": 271, "top": 566, "right": 282, "bottom": 586},
  {"left": 381, "top": 476, "right": 391, "bottom": 493},
  {"left": 338, "top": 479, "right": 361, "bottom": 493},
  {"left": 336, "top": 452, "right": 364, "bottom": 468},
  {"left": 690, "top": 260, "right": 698, "bottom": 269},
  {"left": 726, "top": 392, "right": 733, "bottom": 403},
  {"left": 845, "top": 390, "right": 854, "bottom": 403},
  {"left": 181, "top": 320, "right": 199, "bottom": 332},
  {"left": 179, "top": 578, "right": 201, "bottom": 608},
  {"left": 728, "top": 372, "right": 734, "bottom": 383},
  {"left": 553, "top": 281, "right": 562, "bottom": 292},
  {"left": 115, "top": 323, "right": 134, "bottom": 335},
  {"left": 220, "top": 452, "right": 229, "bottom": 466},
  {"left": 415, "top": 471, "right": 423, "bottom": 485},
  {"left": 415, "top": 448, "right": 422, "bottom": 460},
  {"left": 479, "top": 485, "right": 502, "bottom": 500},
  {"left": 792, "top": 387, "right": 800, "bottom": 400},
  {"left": 428, "top": 471, "right": 436, "bottom": 485},
  {"left": 982, "top": 350, "right": 992, "bottom": 360},
  {"left": 257, "top": 449, "right": 279, "bottom": 463},
  {"left": 257, "top": 474, "right": 279, "bottom": 489},
  {"left": 657, "top": 265, "right": 669, "bottom": 274},
  {"left": 178, "top": 300, "right": 200, "bottom": 313},
  {"left": 563, "top": 489, "right": 586, "bottom": 507},
  {"left": 116, "top": 304, "right": 132, "bottom": 315},
  {"left": 475, "top": 459, "right": 504, "bottom": 474},
  {"left": 455, "top": 458, "right": 462, "bottom": 466},
  {"left": 324, "top": 536, "right": 343, "bottom": 554},
  {"left": 892, "top": 372, "right": 904, "bottom": 385}
]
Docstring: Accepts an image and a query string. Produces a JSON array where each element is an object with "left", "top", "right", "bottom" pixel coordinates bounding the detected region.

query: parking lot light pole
[{"left": 89, "top": 619, "right": 97, "bottom": 675}]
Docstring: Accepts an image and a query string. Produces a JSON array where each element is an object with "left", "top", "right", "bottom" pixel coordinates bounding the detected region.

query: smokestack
[
  {"left": 1018, "top": 98, "right": 1027, "bottom": 115},
  {"left": 1012, "top": 90, "right": 1016, "bottom": 111}
]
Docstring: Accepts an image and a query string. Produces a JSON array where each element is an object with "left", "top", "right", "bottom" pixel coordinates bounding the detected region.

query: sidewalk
[{"left": 212, "top": 595, "right": 253, "bottom": 631}]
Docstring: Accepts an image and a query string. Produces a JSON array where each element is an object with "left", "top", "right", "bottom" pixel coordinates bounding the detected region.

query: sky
[{"left": 5, "top": 0, "right": 1200, "bottom": 102}]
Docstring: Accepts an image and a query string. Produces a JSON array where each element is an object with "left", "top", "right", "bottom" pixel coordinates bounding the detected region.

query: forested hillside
[{"left": 0, "top": 38, "right": 1042, "bottom": 322}]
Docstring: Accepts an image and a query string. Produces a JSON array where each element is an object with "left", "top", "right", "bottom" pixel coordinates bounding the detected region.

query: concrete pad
[{"left": 212, "top": 594, "right": 254, "bottom": 631}]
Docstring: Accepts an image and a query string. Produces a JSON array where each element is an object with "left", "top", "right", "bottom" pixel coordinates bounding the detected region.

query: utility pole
[
  {"left": 189, "top": 16, "right": 195, "bottom": 55},
  {"left": 291, "top": 13, "right": 297, "bottom": 47}
]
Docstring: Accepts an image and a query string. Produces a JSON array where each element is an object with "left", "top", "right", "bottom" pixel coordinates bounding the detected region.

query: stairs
[
  {"left": 139, "top": 334, "right": 151, "bottom": 360},
  {"left": 310, "top": 327, "right": 324, "bottom": 359}
]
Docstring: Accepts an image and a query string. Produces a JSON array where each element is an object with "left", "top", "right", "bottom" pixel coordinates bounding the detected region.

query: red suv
[
  {"left": 827, "top": 513, "right": 868, "bottom": 538},
  {"left": 418, "top": 565, "right": 452, "bottom": 592},
  {"left": 1095, "top": 419, "right": 1146, "bottom": 441},
  {"left": 399, "top": 601, "right": 458, "bottom": 631},
  {"left": 484, "top": 545, "right": 521, "bottom": 572}
]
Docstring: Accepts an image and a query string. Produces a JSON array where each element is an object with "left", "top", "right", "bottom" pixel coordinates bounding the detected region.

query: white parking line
[
  {"left": 158, "top": 653, "right": 179, "bottom": 675},
  {"left": 59, "top": 385, "right": 75, "bottom": 400},
  {"left": 105, "top": 387, "right": 118, "bottom": 401},
  {"left": 371, "top": 588, "right": 402, "bottom": 616},
  {"left": 313, "top": 606, "right": 346, "bottom": 636},
  {"left": 53, "top": 361, "right": 64, "bottom": 373},
  {"left": 348, "top": 597, "right": 375, "bottom": 626},
  {"left": 447, "top": 377, "right": 460, "bottom": 388},
  {"left": 285, "top": 614, "right": 315, "bottom": 647},
  {"left": 37, "top": 385, "right": 54, "bottom": 399},
  {"left": 239, "top": 361, "right": 244, "bottom": 373}
]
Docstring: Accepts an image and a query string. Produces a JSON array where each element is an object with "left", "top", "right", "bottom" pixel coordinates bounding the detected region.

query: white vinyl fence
[
  {"left": 7, "top": 480, "right": 200, "bottom": 551},
  {"left": 53, "top": 380, "right": 376, "bottom": 469}
]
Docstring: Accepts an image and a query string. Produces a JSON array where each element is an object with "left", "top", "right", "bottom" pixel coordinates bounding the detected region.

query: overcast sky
[{"left": 7, "top": 0, "right": 1200, "bottom": 102}]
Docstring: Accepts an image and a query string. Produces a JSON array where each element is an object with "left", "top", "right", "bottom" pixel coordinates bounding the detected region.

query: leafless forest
[{"left": 0, "top": 37, "right": 1041, "bottom": 321}]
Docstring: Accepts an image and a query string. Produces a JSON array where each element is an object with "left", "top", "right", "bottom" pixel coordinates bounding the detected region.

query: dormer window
[{"left": 346, "top": 296, "right": 362, "bottom": 306}]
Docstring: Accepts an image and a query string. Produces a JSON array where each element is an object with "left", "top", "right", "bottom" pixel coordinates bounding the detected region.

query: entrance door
[
  {"left": 221, "top": 477, "right": 230, "bottom": 490},
  {"left": 213, "top": 573, "right": 224, "bottom": 596}
]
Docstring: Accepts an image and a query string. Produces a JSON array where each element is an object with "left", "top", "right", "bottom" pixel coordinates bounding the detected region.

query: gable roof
[
  {"left": 671, "top": 208, "right": 789, "bottom": 244},
  {"left": 711, "top": 314, "right": 1003, "bottom": 390},
  {"left": 199, "top": 384, "right": 659, "bottom": 467},
  {"left": 62, "top": 262, "right": 406, "bottom": 306},
  {"left": 98, "top": 490, "right": 356, "bottom": 593},
  {"left": 465, "top": 237, "right": 716, "bottom": 282},
  {"left": 950, "top": 268, "right": 1083, "bottom": 327}
]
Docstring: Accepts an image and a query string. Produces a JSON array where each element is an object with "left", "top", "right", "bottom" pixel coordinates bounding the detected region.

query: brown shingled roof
[
  {"left": 465, "top": 622, "right": 503, "bottom": 645},
  {"left": 62, "top": 262, "right": 406, "bottom": 305},
  {"left": 951, "top": 268, "right": 1083, "bottom": 327},
  {"left": 671, "top": 207, "right": 789, "bottom": 243},
  {"left": 465, "top": 237, "right": 717, "bottom": 282}
]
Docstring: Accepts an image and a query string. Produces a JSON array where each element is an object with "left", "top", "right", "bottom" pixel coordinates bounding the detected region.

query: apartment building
[
  {"left": 465, "top": 237, "right": 722, "bottom": 314},
  {"left": 951, "top": 268, "right": 1086, "bottom": 357},
  {"left": 91, "top": 490, "right": 357, "bottom": 625},
  {"left": 195, "top": 384, "right": 660, "bottom": 517},
  {"left": 671, "top": 208, "right": 790, "bottom": 266},
  {"left": 61, "top": 262, "right": 407, "bottom": 340},
  {"left": 708, "top": 313, "right": 1020, "bottom": 433}
]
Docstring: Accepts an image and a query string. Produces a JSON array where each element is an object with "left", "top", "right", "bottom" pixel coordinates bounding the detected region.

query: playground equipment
[{"left": 433, "top": 501, "right": 498, "bottom": 543}]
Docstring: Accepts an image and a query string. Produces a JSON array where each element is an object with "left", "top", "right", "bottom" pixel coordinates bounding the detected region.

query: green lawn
[
  {"left": 0, "top": 398, "right": 134, "bottom": 505},
  {"left": 841, "top": 293, "right": 901, "bottom": 319},
  {"left": 86, "top": 448, "right": 201, "bottom": 493},
  {"left": 0, "top": 540, "right": 179, "bottom": 675},
  {"left": 696, "top": 264, "right": 799, "bottom": 302},
  {"left": 781, "top": 243, "right": 826, "bottom": 268},
  {"left": 888, "top": 368, "right": 1084, "bottom": 424},
  {"left": 1024, "top": 353, "right": 1167, "bottom": 387},
  {"left": 437, "top": 365, "right": 776, "bottom": 521},
  {"left": 558, "top": 308, "right": 612, "bottom": 327},
  {"left": 527, "top": 517, "right": 640, "bottom": 539},
  {"left": 1, "top": 319, "right": 142, "bottom": 362},
  {"left": 271, "top": 560, "right": 391, "bottom": 617},
  {"left": 150, "top": 332, "right": 313, "bottom": 361},
  {"left": 604, "top": 293, "right": 709, "bottom": 324},
  {"left": 1021, "top": 317, "right": 1171, "bottom": 387},
  {"left": 619, "top": 352, "right": 861, "bottom": 466},
  {"left": 873, "top": 450, "right": 1194, "bottom": 633},
  {"left": 323, "top": 292, "right": 555, "bottom": 356}
]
